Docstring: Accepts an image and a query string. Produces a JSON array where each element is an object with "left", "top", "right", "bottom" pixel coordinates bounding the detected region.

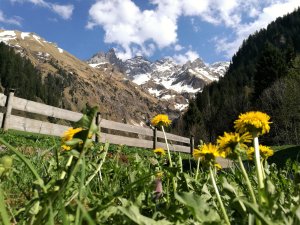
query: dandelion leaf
[
  {"left": 118, "top": 198, "right": 171, "bottom": 225},
  {"left": 175, "top": 192, "right": 220, "bottom": 223}
]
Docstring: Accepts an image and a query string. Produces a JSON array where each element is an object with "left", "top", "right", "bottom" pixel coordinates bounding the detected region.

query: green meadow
[{"left": 0, "top": 109, "right": 300, "bottom": 225}]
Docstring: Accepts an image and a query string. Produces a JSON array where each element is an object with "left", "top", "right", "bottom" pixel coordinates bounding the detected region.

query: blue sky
[{"left": 1, "top": 0, "right": 300, "bottom": 64}]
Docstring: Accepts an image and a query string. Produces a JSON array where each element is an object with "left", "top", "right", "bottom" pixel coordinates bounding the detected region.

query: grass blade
[
  {"left": 0, "top": 187, "right": 11, "bottom": 225},
  {"left": 75, "top": 200, "right": 96, "bottom": 225},
  {"left": 0, "top": 138, "right": 46, "bottom": 192},
  {"left": 241, "top": 200, "right": 274, "bottom": 225}
]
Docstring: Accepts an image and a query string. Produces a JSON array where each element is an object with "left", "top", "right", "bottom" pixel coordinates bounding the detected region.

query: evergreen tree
[
  {"left": 0, "top": 42, "right": 62, "bottom": 107},
  {"left": 253, "top": 42, "right": 287, "bottom": 99}
]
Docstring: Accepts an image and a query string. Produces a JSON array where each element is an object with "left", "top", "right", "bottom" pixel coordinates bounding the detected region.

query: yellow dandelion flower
[
  {"left": 193, "top": 148, "right": 202, "bottom": 160},
  {"left": 151, "top": 114, "right": 172, "bottom": 127},
  {"left": 234, "top": 111, "right": 271, "bottom": 136},
  {"left": 61, "top": 144, "right": 71, "bottom": 151},
  {"left": 62, "top": 127, "right": 83, "bottom": 142},
  {"left": 260, "top": 145, "right": 274, "bottom": 159},
  {"left": 196, "top": 143, "right": 220, "bottom": 163},
  {"left": 246, "top": 147, "right": 254, "bottom": 160},
  {"left": 217, "top": 132, "right": 252, "bottom": 159},
  {"left": 247, "top": 145, "right": 274, "bottom": 160},
  {"left": 156, "top": 171, "right": 164, "bottom": 179},
  {"left": 153, "top": 148, "right": 166, "bottom": 156},
  {"left": 201, "top": 143, "right": 220, "bottom": 157},
  {"left": 214, "top": 163, "right": 222, "bottom": 170}
]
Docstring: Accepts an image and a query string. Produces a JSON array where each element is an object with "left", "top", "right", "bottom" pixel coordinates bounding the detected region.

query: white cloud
[
  {"left": 215, "top": 0, "right": 300, "bottom": 57},
  {"left": 181, "top": 0, "right": 209, "bottom": 16},
  {"left": 51, "top": 4, "right": 74, "bottom": 20},
  {"left": 9, "top": 0, "right": 74, "bottom": 20},
  {"left": 0, "top": 10, "right": 22, "bottom": 26},
  {"left": 87, "top": 0, "right": 180, "bottom": 59},
  {"left": 10, "top": 0, "right": 48, "bottom": 7},
  {"left": 114, "top": 43, "right": 156, "bottom": 60},
  {"left": 172, "top": 50, "right": 199, "bottom": 65},
  {"left": 190, "top": 18, "right": 200, "bottom": 32},
  {"left": 174, "top": 44, "right": 184, "bottom": 51},
  {"left": 87, "top": 0, "right": 300, "bottom": 60},
  {"left": 181, "top": 0, "right": 242, "bottom": 27}
]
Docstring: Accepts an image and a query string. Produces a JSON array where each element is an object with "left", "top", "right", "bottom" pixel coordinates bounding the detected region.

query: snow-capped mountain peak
[
  {"left": 87, "top": 50, "right": 229, "bottom": 112},
  {"left": 0, "top": 30, "right": 67, "bottom": 62},
  {"left": 209, "top": 61, "right": 230, "bottom": 77}
]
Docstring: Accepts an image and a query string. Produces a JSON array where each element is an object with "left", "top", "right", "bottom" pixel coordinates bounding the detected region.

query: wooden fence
[{"left": 0, "top": 90, "right": 231, "bottom": 167}]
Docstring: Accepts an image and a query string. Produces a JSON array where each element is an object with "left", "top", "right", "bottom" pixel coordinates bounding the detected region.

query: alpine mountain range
[{"left": 87, "top": 49, "right": 229, "bottom": 111}]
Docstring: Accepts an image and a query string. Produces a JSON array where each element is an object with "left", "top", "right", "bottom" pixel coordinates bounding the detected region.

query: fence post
[
  {"left": 95, "top": 112, "right": 101, "bottom": 143},
  {"left": 153, "top": 127, "right": 157, "bottom": 149},
  {"left": 2, "top": 89, "right": 15, "bottom": 131},
  {"left": 190, "top": 135, "right": 194, "bottom": 156}
]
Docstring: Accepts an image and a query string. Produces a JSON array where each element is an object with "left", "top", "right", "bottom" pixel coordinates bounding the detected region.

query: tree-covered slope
[
  {"left": 0, "top": 42, "right": 62, "bottom": 106},
  {"left": 180, "top": 8, "right": 300, "bottom": 145}
]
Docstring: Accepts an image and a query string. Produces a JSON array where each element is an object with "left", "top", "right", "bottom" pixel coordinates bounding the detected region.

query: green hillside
[{"left": 179, "top": 8, "right": 300, "bottom": 146}]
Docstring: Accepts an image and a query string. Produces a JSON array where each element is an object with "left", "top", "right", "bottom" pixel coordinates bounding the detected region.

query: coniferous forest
[
  {"left": 0, "top": 42, "right": 63, "bottom": 107},
  {"left": 179, "top": 8, "right": 300, "bottom": 146},
  {"left": 0, "top": 42, "right": 43, "bottom": 99}
]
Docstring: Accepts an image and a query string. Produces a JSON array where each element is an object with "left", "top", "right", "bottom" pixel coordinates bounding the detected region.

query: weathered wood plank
[
  {"left": 99, "top": 133, "right": 153, "bottom": 149},
  {"left": 156, "top": 142, "right": 190, "bottom": 153},
  {"left": 100, "top": 118, "right": 190, "bottom": 144},
  {"left": 216, "top": 157, "right": 233, "bottom": 168},
  {"left": 100, "top": 119, "right": 153, "bottom": 136},
  {"left": 0, "top": 93, "right": 6, "bottom": 107},
  {"left": 9, "top": 115, "right": 69, "bottom": 136},
  {"left": 99, "top": 133, "right": 190, "bottom": 153},
  {"left": 156, "top": 130, "right": 190, "bottom": 144},
  {"left": 12, "top": 97, "right": 82, "bottom": 122},
  {"left": 0, "top": 113, "right": 3, "bottom": 126}
]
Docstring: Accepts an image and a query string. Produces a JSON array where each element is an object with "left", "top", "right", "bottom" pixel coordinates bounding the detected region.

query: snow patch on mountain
[
  {"left": 89, "top": 62, "right": 107, "bottom": 68},
  {"left": 132, "top": 73, "right": 152, "bottom": 85},
  {"left": 33, "top": 34, "right": 43, "bottom": 45},
  {"left": 170, "top": 82, "right": 201, "bottom": 93},
  {"left": 210, "top": 62, "right": 230, "bottom": 76},
  {"left": 0, "top": 30, "right": 69, "bottom": 57},
  {"left": 148, "top": 88, "right": 161, "bottom": 97},
  {"left": 21, "top": 32, "right": 30, "bottom": 40},
  {"left": 161, "top": 94, "right": 175, "bottom": 100},
  {"left": 0, "top": 30, "right": 17, "bottom": 43},
  {"left": 175, "top": 103, "right": 188, "bottom": 111},
  {"left": 36, "top": 52, "right": 50, "bottom": 60}
]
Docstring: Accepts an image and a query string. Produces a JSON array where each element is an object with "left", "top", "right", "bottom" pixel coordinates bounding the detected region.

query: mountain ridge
[
  {"left": 87, "top": 49, "right": 229, "bottom": 111},
  {"left": 0, "top": 29, "right": 181, "bottom": 125}
]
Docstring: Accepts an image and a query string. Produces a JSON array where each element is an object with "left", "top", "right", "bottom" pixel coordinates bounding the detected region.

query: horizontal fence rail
[
  {"left": 12, "top": 96, "right": 82, "bottom": 122},
  {"left": 0, "top": 90, "right": 232, "bottom": 168},
  {"left": 9, "top": 115, "right": 69, "bottom": 136},
  {"left": 100, "top": 119, "right": 153, "bottom": 136}
]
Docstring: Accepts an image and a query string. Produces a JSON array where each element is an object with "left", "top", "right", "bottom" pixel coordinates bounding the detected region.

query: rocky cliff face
[
  {"left": 0, "top": 29, "right": 179, "bottom": 125},
  {"left": 88, "top": 49, "right": 229, "bottom": 111}
]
